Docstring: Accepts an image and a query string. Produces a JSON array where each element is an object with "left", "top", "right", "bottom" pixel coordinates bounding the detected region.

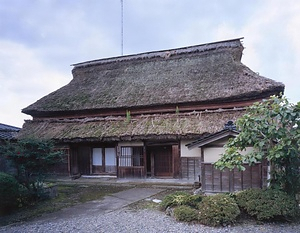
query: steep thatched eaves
[
  {"left": 22, "top": 38, "right": 284, "bottom": 117},
  {"left": 18, "top": 109, "right": 245, "bottom": 142}
]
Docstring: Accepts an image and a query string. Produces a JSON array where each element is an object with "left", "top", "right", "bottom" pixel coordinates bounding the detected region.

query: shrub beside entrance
[
  {"left": 235, "top": 188, "right": 299, "bottom": 221},
  {"left": 160, "top": 192, "right": 240, "bottom": 227},
  {"left": 160, "top": 188, "right": 299, "bottom": 227},
  {"left": 0, "top": 172, "right": 20, "bottom": 215},
  {"left": 198, "top": 194, "right": 240, "bottom": 227}
]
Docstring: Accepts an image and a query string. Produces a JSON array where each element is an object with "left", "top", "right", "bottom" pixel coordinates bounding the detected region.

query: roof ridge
[
  {"left": 72, "top": 37, "right": 244, "bottom": 68},
  {"left": 0, "top": 123, "right": 21, "bottom": 131}
]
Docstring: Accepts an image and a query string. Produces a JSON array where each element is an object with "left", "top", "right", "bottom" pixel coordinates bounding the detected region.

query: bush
[
  {"left": 160, "top": 191, "right": 190, "bottom": 210},
  {"left": 197, "top": 194, "right": 240, "bottom": 227},
  {"left": 173, "top": 205, "right": 198, "bottom": 222},
  {"left": 182, "top": 194, "right": 204, "bottom": 208},
  {"left": 0, "top": 172, "right": 20, "bottom": 215},
  {"left": 160, "top": 191, "right": 204, "bottom": 210},
  {"left": 235, "top": 188, "right": 299, "bottom": 221}
]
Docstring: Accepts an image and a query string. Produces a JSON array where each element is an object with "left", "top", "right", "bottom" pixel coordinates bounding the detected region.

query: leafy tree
[
  {"left": 0, "top": 138, "right": 64, "bottom": 199},
  {"left": 215, "top": 95, "right": 300, "bottom": 195}
]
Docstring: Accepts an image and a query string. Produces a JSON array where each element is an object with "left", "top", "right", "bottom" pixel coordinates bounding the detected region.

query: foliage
[
  {"left": 160, "top": 191, "right": 204, "bottom": 211},
  {"left": 197, "top": 194, "right": 240, "bottom": 227},
  {"left": 0, "top": 172, "right": 20, "bottom": 215},
  {"left": 173, "top": 205, "right": 198, "bottom": 222},
  {"left": 182, "top": 194, "right": 204, "bottom": 208},
  {"left": 215, "top": 95, "right": 300, "bottom": 195},
  {"left": 160, "top": 191, "right": 190, "bottom": 210},
  {"left": 0, "top": 138, "right": 64, "bottom": 200},
  {"left": 235, "top": 188, "right": 299, "bottom": 221},
  {"left": 126, "top": 110, "right": 131, "bottom": 122}
]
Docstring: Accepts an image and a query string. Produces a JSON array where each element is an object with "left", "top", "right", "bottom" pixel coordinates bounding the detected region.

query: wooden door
[
  {"left": 78, "top": 147, "right": 91, "bottom": 175},
  {"left": 153, "top": 146, "right": 173, "bottom": 177}
]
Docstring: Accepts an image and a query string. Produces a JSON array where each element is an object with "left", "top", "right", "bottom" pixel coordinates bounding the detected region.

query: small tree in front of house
[
  {"left": 215, "top": 95, "right": 300, "bottom": 196},
  {"left": 0, "top": 138, "right": 64, "bottom": 200}
]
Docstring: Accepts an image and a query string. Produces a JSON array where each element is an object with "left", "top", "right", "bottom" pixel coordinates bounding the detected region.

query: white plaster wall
[
  {"left": 203, "top": 147, "right": 254, "bottom": 163},
  {"left": 180, "top": 140, "right": 201, "bottom": 158},
  {"left": 203, "top": 147, "right": 224, "bottom": 163}
]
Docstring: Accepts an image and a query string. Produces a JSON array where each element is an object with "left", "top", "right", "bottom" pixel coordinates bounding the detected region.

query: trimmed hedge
[
  {"left": 235, "top": 188, "right": 299, "bottom": 221},
  {"left": 173, "top": 205, "right": 198, "bottom": 222},
  {"left": 197, "top": 194, "right": 240, "bottom": 227},
  {"left": 160, "top": 191, "right": 190, "bottom": 210},
  {"left": 160, "top": 191, "right": 205, "bottom": 210}
]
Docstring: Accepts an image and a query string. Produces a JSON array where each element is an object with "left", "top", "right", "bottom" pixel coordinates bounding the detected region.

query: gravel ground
[{"left": 0, "top": 208, "right": 299, "bottom": 233}]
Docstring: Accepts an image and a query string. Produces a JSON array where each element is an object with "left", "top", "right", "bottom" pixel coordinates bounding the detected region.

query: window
[
  {"left": 92, "top": 148, "right": 116, "bottom": 166},
  {"left": 92, "top": 148, "right": 102, "bottom": 166},
  {"left": 105, "top": 148, "right": 116, "bottom": 166},
  {"left": 119, "top": 146, "right": 144, "bottom": 167}
]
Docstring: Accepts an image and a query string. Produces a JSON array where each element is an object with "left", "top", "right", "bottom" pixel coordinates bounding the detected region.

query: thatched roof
[
  {"left": 18, "top": 109, "right": 245, "bottom": 142},
  {"left": 22, "top": 38, "right": 284, "bottom": 117}
]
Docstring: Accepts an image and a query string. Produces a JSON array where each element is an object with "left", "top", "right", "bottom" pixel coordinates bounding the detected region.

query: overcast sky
[{"left": 1, "top": 0, "right": 300, "bottom": 127}]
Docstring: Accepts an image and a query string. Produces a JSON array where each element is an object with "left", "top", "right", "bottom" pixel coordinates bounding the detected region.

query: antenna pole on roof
[{"left": 121, "top": 0, "right": 124, "bottom": 56}]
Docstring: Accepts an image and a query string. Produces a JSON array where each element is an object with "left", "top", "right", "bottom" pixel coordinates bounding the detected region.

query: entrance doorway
[{"left": 147, "top": 146, "right": 173, "bottom": 177}]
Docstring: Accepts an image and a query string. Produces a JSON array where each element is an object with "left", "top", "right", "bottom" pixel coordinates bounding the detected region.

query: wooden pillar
[
  {"left": 89, "top": 147, "right": 93, "bottom": 175},
  {"left": 200, "top": 148, "right": 205, "bottom": 191},
  {"left": 102, "top": 147, "right": 105, "bottom": 173},
  {"left": 116, "top": 145, "right": 120, "bottom": 178},
  {"left": 143, "top": 145, "right": 147, "bottom": 177},
  {"left": 151, "top": 152, "right": 155, "bottom": 178},
  {"left": 172, "top": 144, "right": 180, "bottom": 178}
]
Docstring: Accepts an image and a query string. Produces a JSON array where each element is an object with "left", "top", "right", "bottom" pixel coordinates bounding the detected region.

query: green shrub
[
  {"left": 235, "top": 188, "right": 261, "bottom": 209},
  {"left": 182, "top": 194, "right": 204, "bottom": 208},
  {"left": 197, "top": 194, "right": 240, "bottom": 227},
  {"left": 0, "top": 172, "right": 20, "bottom": 215},
  {"left": 160, "top": 191, "right": 204, "bottom": 210},
  {"left": 173, "top": 205, "right": 198, "bottom": 222},
  {"left": 160, "top": 191, "right": 190, "bottom": 210},
  {"left": 235, "top": 188, "right": 299, "bottom": 221}
]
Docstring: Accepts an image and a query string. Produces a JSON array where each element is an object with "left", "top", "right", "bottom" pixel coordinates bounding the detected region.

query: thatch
[
  {"left": 22, "top": 38, "right": 284, "bottom": 116},
  {"left": 18, "top": 109, "right": 245, "bottom": 142}
]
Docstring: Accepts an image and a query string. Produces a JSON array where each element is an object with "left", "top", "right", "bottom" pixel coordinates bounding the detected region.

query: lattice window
[{"left": 119, "top": 146, "right": 144, "bottom": 167}]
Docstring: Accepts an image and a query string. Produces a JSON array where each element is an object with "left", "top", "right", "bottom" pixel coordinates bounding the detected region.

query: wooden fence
[{"left": 201, "top": 163, "right": 267, "bottom": 192}]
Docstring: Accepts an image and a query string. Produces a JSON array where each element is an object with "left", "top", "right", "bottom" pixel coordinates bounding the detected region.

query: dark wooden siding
[
  {"left": 118, "top": 167, "right": 145, "bottom": 178},
  {"left": 180, "top": 157, "right": 201, "bottom": 180},
  {"left": 201, "top": 163, "right": 267, "bottom": 192},
  {"left": 48, "top": 154, "right": 69, "bottom": 174}
]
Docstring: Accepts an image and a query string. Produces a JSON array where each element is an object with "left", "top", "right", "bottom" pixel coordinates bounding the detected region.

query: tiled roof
[{"left": 0, "top": 123, "right": 21, "bottom": 140}]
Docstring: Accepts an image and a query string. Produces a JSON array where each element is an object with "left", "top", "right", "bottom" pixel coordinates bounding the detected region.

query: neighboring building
[
  {"left": 0, "top": 123, "right": 20, "bottom": 140},
  {"left": 18, "top": 38, "right": 284, "bottom": 191},
  {"left": 186, "top": 121, "right": 268, "bottom": 192},
  {"left": 0, "top": 123, "right": 20, "bottom": 173}
]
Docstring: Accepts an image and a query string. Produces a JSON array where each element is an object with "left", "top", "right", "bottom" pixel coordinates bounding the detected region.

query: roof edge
[
  {"left": 0, "top": 123, "right": 21, "bottom": 131},
  {"left": 72, "top": 37, "right": 244, "bottom": 68},
  {"left": 186, "top": 128, "right": 239, "bottom": 149}
]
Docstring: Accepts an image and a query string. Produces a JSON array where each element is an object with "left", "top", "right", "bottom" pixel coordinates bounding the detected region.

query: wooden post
[
  {"left": 102, "top": 147, "right": 105, "bottom": 173},
  {"left": 116, "top": 145, "right": 120, "bottom": 178},
  {"left": 143, "top": 145, "right": 147, "bottom": 178},
  {"left": 151, "top": 152, "right": 154, "bottom": 178},
  {"left": 172, "top": 144, "right": 180, "bottom": 178}
]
